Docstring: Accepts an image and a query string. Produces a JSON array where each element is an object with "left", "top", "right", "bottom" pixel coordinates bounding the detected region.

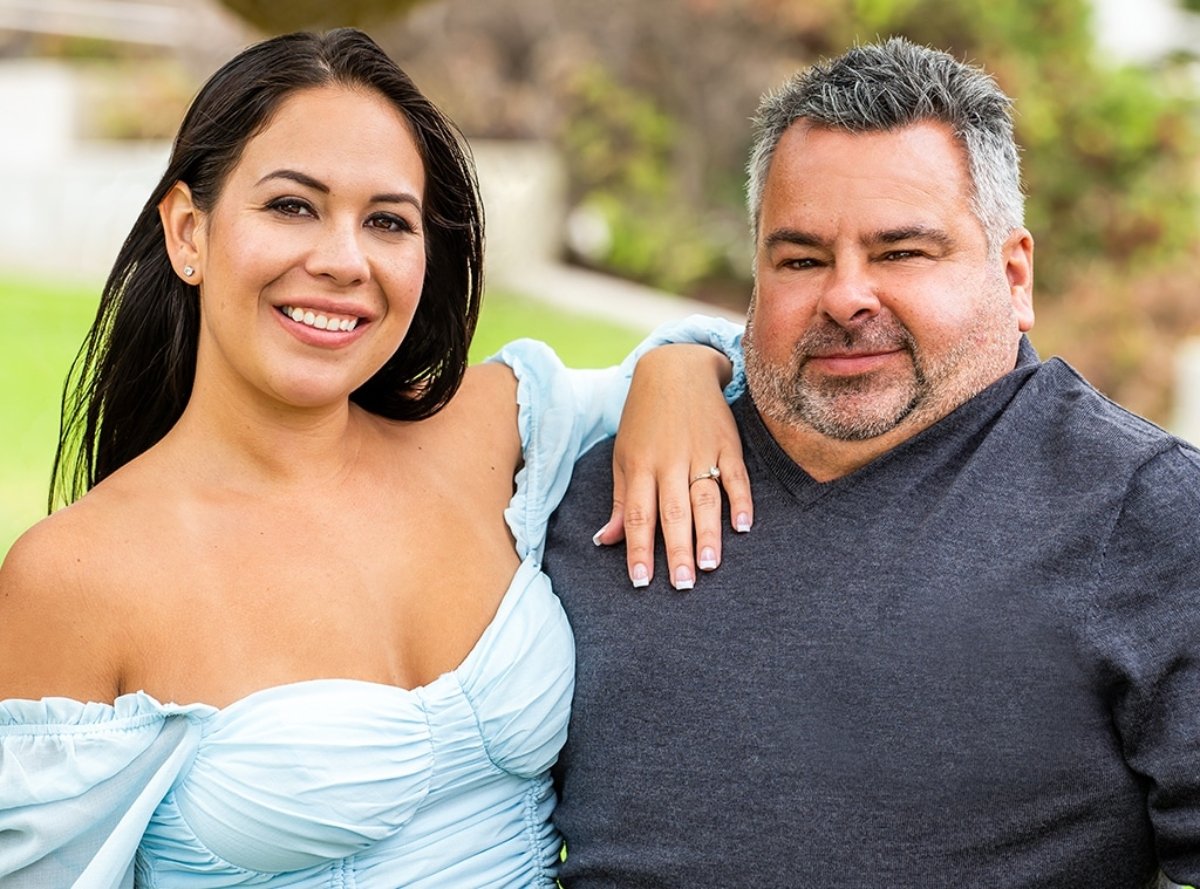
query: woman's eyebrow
[
  {"left": 255, "top": 169, "right": 328, "bottom": 192},
  {"left": 254, "top": 169, "right": 422, "bottom": 210}
]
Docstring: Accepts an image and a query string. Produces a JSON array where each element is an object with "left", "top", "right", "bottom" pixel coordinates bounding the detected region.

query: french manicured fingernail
[
  {"left": 592, "top": 525, "right": 606, "bottom": 546},
  {"left": 631, "top": 563, "right": 650, "bottom": 588},
  {"left": 673, "top": 566, "right": 695, "bottom": 591},
  {"left": 698, "top": 547, "right": 718, "bottom": 571},
  {"left": 735, "top": 512, "right": 752, "bottom": 533}
]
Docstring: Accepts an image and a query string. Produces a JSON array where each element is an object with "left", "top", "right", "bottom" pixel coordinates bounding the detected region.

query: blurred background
[{"left": 1, "top": 0, "right": 1198, "bottom": 556}]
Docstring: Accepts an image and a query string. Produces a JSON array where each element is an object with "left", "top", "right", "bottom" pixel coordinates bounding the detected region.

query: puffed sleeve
[
  {"left": 487, "top": 314, "right": 744, "bottom": 564},
  {"left": 0, "top": 693, "right": 211, "bottom": 888}
]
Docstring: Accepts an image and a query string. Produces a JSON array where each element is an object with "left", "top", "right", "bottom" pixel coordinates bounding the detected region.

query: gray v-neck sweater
[{"left": 545, "top": 339, "right": 1200, "bottom": 888}]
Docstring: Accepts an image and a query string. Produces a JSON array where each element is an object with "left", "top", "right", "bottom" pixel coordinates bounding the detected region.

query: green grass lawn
[
  {"left": 0, "top": 276, "right": 643, "bottom": 561},
  {"left": 1, "top": 278, "right": 100, "bottom": 561}
]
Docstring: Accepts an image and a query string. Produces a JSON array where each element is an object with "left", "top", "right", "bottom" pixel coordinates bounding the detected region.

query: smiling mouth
[
  {"left": 280, "top": 305, "right": 360, "bottom": 332},
  {"left": 806, "top": 348, "right": 905, "bottom": 363},
  {"left": 802, "top": 349, "right": 907, "bottom": 376},
  {"left": 811, "top": 349, "right": 901, "bottom": 360}
]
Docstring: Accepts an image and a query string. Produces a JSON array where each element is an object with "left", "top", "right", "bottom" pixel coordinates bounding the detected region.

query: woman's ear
[{"left": 159, "top": 181, "right": 205, "bottom": 285}]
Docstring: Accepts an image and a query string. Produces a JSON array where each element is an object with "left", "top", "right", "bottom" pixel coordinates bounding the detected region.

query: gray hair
[{"left": 746, "top": 37, "right": 1024, "bottom": 251}]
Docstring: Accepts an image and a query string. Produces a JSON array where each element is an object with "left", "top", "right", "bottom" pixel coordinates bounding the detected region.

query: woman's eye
[
  {"left": 267, "top": 197, "right": 314, "bottom": 217},
  {"left": 366, "top": 213, "right": 415, "bottom": 234}
]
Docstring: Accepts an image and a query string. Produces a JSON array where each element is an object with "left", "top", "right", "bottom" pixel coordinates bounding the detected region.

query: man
[{"left": 544, "top": 38, "right": 1200, "bottom": 887}]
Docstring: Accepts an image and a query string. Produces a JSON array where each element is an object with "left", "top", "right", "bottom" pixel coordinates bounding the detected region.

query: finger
[
  {"left": 690, "top": 470, "right": 724, "bottom": 572},
  {"left": 594, "top": 464, "right": 628, "bottom": 547},
  {"left": 621, "top": 470, "right": 659, "bottom": 589},
  {"left": 717, "top": 447, "right": 754, "bottom": 534},
  {"left": 660, "top": 474, "right": 697, "bottom": 591}
]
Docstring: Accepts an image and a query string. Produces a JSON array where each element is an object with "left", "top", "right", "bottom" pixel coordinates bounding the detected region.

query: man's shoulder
[
  {"left": 547, "top": 438, "right": 616, "bottom": 554},
  {"left": 564, "top": 438, "right": 617, "bottom": 494},
  {"left": 1021, "top": 357, "right": 1197, "bottom": 468}
]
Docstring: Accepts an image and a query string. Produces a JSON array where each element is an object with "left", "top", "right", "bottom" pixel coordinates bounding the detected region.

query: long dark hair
[{"left": 51, "top": 28, "right": 484, "bottom": 508}]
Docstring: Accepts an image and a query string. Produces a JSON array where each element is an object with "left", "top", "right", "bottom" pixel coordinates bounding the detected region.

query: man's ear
[
  {"left": 1004, "top": 227, "right": 1035, "bottom": 332},
  {"left": 159, "top": 181, "right": 205, "bottom": 285}
]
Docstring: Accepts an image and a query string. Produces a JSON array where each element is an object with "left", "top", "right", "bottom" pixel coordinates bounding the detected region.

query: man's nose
[{"left": 815, "top": 260, "right": 880, "bottom": 326}]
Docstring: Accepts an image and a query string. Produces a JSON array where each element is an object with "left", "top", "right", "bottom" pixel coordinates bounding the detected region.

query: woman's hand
[{"left": 595, "top": 344, "right": 753, "bottom": 590}]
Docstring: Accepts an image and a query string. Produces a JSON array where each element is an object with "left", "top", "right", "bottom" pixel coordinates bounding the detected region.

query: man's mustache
[{"left": 795, "top": 317, "right": 916, "bottom": 361}]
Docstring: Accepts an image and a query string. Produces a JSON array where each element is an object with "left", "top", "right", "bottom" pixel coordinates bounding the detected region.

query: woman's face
[{"left": 188, "top": 84, "right": 428, "bottom": 412}]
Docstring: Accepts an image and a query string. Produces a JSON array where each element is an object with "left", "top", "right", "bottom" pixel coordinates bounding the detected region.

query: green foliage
[
  {"left": 561, "top": 65, "right": 676, "bottom": 198},
  {"left": 559, "top": 64, "right": 737, "bottom": 293},
  {"left": 1027, "top": 64, "right": 1197, "bottom": 272}
]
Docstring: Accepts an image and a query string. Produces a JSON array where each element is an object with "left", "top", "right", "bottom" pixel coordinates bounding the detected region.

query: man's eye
[{"left": 781, "top": 257, "right": 819, "bottom": 270}]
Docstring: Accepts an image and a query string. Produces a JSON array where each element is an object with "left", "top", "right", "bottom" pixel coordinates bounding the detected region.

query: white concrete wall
[
  {"left": 471, "top": 139, "right": 568, "bottom": 282},
  {"left": 0, "top": 61, "right": 169, "bottom": 281}
]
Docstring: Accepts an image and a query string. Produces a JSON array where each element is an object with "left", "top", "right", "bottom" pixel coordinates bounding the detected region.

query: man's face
[{"left": 744, "top": 120, "right": 1033, "bottom": 447}]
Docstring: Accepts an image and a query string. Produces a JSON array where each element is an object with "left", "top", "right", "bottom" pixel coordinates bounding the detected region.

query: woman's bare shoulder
[
  {"left": 399, "top": 362, "right": 520, "bottom": 456},
  {"left": 453, "top": 361, "right": 519, "bottom": 418},
  {"left": 3, "top": 498, "right": 110, "bottom": 597},
  {"left": 0, "top": 489, "right": 142, "bottom": 701}
]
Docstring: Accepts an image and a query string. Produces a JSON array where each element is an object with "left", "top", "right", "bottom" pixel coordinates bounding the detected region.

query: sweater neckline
[{"left": 737, "top": 337, "right": 1043, "bottom": 508}]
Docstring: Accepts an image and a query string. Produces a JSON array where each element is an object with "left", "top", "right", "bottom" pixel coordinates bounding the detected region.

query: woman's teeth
[{"left": 283, "top": 306, "right": 358, "bottom": 331}]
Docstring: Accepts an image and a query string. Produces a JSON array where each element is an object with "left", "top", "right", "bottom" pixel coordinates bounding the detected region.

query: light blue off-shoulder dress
[{"left": 0, "top": 318, "right": 743, "bottom": 889}]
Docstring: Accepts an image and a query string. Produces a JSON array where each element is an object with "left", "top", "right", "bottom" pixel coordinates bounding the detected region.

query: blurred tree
[{"left": 215, "top": 0, "right": 427, "bottom": 32}]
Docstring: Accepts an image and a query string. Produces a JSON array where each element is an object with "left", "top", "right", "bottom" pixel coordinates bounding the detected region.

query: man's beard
[{"left": 745, "top": 313, "right": 931, "bottom": 442}]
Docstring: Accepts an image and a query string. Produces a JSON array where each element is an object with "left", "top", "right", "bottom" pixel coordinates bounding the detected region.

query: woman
[{"left": 0, "top": 28, "right": 746, "bottom": 888}]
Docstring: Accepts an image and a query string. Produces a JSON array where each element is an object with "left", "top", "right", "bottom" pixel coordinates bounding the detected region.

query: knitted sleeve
[{"left": 1092, "top": 443, "right": 1200, "bottom": 883}]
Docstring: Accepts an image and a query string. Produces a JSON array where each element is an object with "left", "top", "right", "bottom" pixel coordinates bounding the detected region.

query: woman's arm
[{"left": 487, "top": 314, "right": 749, "bottom": 588}]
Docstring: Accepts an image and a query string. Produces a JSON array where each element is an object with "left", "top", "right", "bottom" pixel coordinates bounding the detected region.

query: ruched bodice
[{"left": 130, "top": 557, "right": 572, "bottom": 887}]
